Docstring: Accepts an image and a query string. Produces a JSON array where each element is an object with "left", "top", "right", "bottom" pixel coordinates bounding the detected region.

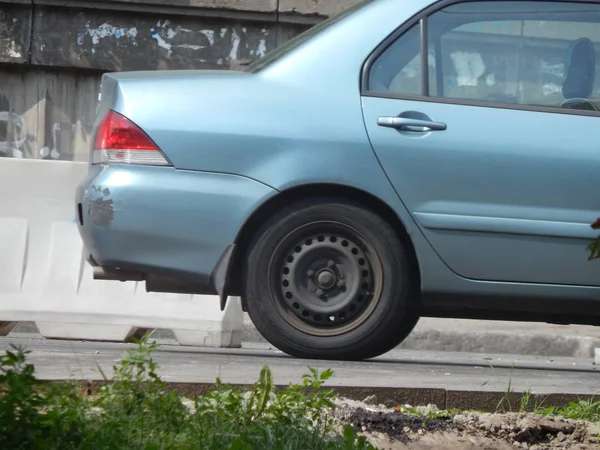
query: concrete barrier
[{"left": 0, "top": 158, "right": 243, "bottom": 347}]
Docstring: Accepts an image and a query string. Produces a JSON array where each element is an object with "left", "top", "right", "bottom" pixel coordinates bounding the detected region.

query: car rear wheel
[{"left": 244, "top": 198, "right": 419, "bottom": 360}]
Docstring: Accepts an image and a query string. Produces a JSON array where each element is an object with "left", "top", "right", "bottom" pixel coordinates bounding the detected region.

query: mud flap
[{"left": 211, "top": 244, "right": 236, "bottom": 311}]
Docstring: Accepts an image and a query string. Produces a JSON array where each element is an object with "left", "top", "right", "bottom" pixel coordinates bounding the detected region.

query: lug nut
[
  {"left": 315, "top": 289, "right": 324, "bottom": 298},
  {"left": 307, "top": 270, "right": 315, "bottom": 277},
  {"left": 327, "top": 260, "right": 335, "bottom": 268},
  {"left": 337, "top": 280, "right": 345, "bottom": 288}
]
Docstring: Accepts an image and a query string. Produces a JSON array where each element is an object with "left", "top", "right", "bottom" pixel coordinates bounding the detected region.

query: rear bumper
[{"left": 75, "top": 164, "right": 276, "bottom": 296}]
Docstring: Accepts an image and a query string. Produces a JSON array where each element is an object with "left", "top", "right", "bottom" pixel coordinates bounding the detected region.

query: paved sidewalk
[{"left": 2, "top": 337, "right": 599, "bottom": 393}]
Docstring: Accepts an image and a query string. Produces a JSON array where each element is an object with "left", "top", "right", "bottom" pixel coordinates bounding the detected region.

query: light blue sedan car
[{"left": 76, "top": 0, "right": 600, "bottom": 360}]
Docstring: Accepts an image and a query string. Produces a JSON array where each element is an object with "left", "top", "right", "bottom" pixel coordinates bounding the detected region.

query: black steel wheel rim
[{"left": 267, "top": 221, "right": 383, "bottom": 336}]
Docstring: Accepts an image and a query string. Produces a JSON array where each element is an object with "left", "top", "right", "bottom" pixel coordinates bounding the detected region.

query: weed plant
[{"left": 0, "top": 334, "right": 375, "bottom": 450}]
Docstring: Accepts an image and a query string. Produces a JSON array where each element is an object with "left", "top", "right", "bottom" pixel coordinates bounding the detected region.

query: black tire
[{"left": 244, "top": 198, "right": 419, "bottom": 361}]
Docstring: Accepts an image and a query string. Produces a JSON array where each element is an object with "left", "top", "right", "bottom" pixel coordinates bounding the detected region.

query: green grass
[
  {"left": 489, "top": 363, "right": 600, "bottom": 423},
  {"left": 534, "top": 399, "right": 600, "bottom": 422},
  {"left": 0, "top": 334, "right": 375, "bottom": 450}
]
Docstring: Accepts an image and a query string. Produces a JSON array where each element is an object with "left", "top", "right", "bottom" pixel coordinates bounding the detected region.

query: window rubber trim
[{"left": 420, "top": 17, "right": 429, "bottom": 97}]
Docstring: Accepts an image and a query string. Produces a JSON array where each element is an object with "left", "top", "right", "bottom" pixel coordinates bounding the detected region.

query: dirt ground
[{"left": 333, "top": 398, "right": 600, "bottom": 450}]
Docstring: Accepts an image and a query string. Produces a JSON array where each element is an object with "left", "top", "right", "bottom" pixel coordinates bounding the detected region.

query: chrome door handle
[{"left": 377, "top": 116, "right": 447, "bottom": 131}]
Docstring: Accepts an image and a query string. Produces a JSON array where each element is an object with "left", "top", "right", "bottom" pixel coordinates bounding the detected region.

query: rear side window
[
  {"left": 367, "top": 23, "right": 425, "bottom": 96},
  {"left": 366, "top": 1, "right": 600, "bottom": 113}
]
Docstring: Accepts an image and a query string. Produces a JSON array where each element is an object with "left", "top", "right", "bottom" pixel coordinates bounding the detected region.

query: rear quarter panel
[{"left": 115, "top": 74, "right": 393, "bottom": 197}]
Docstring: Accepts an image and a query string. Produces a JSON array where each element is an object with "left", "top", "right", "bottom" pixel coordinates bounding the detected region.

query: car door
[{"left": 361, "top": 0, "right": 600, "bottom": 287}]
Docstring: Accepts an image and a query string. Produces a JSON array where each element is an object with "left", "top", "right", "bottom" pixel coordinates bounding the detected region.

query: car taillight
[{"left": 92, "top": 110, "right": 170, "bottom": 166}]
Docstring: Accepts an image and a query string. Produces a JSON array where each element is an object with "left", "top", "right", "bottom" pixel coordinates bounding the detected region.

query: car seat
[{"left": 560, "top": 37, "right": 598, "bottom": 111}]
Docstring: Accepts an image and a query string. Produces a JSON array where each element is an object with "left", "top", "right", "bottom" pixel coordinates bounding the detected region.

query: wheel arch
[{"left": 226, "top": 182, "right": 421, "bottom": 309}]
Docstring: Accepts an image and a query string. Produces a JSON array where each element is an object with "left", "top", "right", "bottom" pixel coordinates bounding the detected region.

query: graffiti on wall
[
  {"left": 68, "top": 17, "right": 274, "bottom": 71},
  {"left": 0, "top": 71, "right": 99, "bottom": 162}
]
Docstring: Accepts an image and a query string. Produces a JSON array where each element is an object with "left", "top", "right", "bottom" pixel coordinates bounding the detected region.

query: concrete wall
[{"left": 0, "top": 0, "right": 360, "bottom": 161}]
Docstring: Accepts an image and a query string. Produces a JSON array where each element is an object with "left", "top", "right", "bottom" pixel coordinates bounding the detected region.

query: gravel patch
[{"left": 332, "top": 398, "right": 600, "bottom": 450}]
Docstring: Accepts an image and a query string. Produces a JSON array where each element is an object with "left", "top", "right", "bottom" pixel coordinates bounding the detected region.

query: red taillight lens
[{"left": 92, "top": 110, "right": 170, "bottom": 166}]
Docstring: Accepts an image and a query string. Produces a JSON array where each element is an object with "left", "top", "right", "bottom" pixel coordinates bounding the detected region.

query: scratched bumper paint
[
  {"left": 76, "top": 164, "right": 276, "bottom": 279},
  {"left": 87, "top": 185, "right": 115, "bottom": 228}
]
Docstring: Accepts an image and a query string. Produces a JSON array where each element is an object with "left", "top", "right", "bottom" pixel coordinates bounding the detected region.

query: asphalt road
[{"left": 1, "top": 336, "right": 599, "bottom": 397}]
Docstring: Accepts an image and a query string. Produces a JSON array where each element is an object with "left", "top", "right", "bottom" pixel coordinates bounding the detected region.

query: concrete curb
[
  {"left": 242, "top": 319, "right": 600, "bottom": 359},
  {"left": 243, "top": 324, "right": 600, "bottom": 358},
  {"left": 44, "top": 379, "right": 598, "bottom": 413}
]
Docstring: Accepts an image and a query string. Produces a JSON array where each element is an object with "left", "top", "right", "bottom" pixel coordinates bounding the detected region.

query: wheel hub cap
[{"left": 316, "top": 269, "right": 336, "bottom": 289}]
